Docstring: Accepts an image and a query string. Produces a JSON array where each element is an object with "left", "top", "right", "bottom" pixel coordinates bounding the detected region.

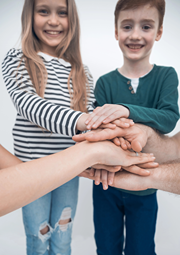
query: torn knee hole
[
  {"left": 59, "top": 218, "right": 71, "bottom": 225},
  {"left": 40, "top": 225, "right": 50, "bottom": 235},
  {"left": 58, "top": 207, "right": 72, "bottom": 232}
]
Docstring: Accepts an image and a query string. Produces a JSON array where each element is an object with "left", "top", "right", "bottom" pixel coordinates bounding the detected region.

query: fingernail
[
  {"left": 150, "top": 153, "right": 154, "bottom": 156},
  {"left": 145, "top": 170, "right": 150, "bottom": 174},
  {"left": 87, "top": 125, "right": 91, "bottom": 129},
  {"left": 151, "top": 157, "right": 156, "bottom": 160},
  {"left": 95, "top": 181, "right": 100, "bottom": 185},
  {"left": 152, "top": 162, "right": 158, "bottom": 166},
  {"left": 108, "top": 181, "right": 113, "bottom": 185},
  {"left": 104, "top": 185, "right": 108, "bottom": 190}
]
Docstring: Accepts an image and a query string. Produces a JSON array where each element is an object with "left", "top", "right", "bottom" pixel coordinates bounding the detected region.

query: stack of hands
[{"left": 73, "top": 105, "right": 158, "bottom": 190}]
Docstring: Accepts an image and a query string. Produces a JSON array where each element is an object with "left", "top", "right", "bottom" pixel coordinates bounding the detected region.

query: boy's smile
[
  {"left": 33, "top": 0, "right": 69, "bottom": 57},
  {"left": 115, "top": 4, "right": 163, "bottom": 64}
]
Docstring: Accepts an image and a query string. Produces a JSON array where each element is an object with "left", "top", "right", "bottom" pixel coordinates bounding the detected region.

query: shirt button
[
  {"left": 129, "top": 86, "right": 133, "bottom": 90},
  {"left": 127, "top": 81, "right": 131, "bottom": 85},
  {"left": 131, "top": 90, "right": 135, "bottom": 94}
]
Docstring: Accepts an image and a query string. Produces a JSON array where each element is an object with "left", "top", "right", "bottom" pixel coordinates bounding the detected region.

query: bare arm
[
  {"left": 0, "top": 142, "right": 154, "bottom": 216},
  {"left": 143, "top": 128, "right": 180, "bottom": 163},
  {"left": 112, "top": 160, "right": 180, "bottom": 195},
  {"left": 0, "top": 145, "right": 21, "bottom": 169}
]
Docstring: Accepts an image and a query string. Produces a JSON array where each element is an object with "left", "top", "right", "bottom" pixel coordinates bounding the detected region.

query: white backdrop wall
[{"left": 0, "top": 0, "right": 180, "bottom": 254}]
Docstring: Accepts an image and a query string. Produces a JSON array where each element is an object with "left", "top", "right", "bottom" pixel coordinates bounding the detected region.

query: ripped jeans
[{"left": 22, "top": 177, "right": 79, "bottom": 255}]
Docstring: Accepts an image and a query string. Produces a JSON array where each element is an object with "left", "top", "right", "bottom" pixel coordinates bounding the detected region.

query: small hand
[
  {"left": 113, "top": 137, "right": 132, "bottom": 150},
  {"left": 80, "top": 168, "right": 116, "bottom": 190},
  {"left": 85, "top": 105, "right": 130, "bottom": 130}
]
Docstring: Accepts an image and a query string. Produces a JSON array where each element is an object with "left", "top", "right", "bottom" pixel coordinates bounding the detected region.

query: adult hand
[
  {"left": 80, "top": 161, "right": 158, "bottom": 191},
  {"left": 73, "top": 123, "right": 151, "bottom": 152}
]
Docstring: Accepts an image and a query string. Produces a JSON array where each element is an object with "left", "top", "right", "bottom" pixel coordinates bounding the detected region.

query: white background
[{"left": 0, "top": 0, "right": 180, "bottom": 254}]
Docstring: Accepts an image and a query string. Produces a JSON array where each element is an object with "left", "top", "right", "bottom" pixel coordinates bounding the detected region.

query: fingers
[
  {"left": 85, "top": 105, "right": 129, "bottom": 130},
  {"left": 72, "top": 133, "right": 87, "bottom": 142},
  {"left": 113, "top": 137, "right": 121, "bottom": 146},
  {"left": 119, "top": 137, "right": 132, "bottom": 150},
  {"left": 89, "top": 167, "right": 95, "bottom": 177},
  {"left": 112, "top": 118, "right": 134, "bottom": 128},
  {"left": 122, "top": 165, "right": 150, "bottom": 176},
  {"left": 112, "top": 137, "right": 131, "bottom": 150},
  {"left": 86, "top": 107, "right": 111, "bottom": 130},
  {"left": 125, "top": 152, "right": 156, "bottom": 167},
  {"left": 107, "top": 172, "right": 115, "bottom": 185},
  {"left": 101, "top": 170, "right": 108, "bottom": 190},
  {"left": 94, "top": 169, "right": 117, "bottom": 190},
  {"left": 99, "top": 123, "right": 116, "bottom": 129},
  {"left": 137, "top": 162, "right": 159, "bottom": 168},
  {"left": 72, "top": 129, "right": 102, "bottom": 142},
  {"left": 91, "top": 164, "right": 121, "bottom": 172},
  {"left": 94, "top": 169, "right": 101, "bottom": 185},
  {"left": 85, "top": 129, "right": 113, "bottom": 142},
  {"left": 131, "top": 140, "right": 143, "bottom": 152}
]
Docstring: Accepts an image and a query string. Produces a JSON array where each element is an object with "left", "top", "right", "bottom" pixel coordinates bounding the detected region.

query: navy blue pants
[{"left": 93, "top": 183, "right": 158, "bottom": 255}]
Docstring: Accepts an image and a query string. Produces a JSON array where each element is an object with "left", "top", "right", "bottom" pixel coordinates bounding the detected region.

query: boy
[{"left": 85, "top": 0, "right": 179, "bottom": 254}]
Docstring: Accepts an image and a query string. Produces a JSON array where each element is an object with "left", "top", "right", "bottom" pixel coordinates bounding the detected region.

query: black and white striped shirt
[{"left": 2, "top": 48, "right": 95, "bottom": 162}]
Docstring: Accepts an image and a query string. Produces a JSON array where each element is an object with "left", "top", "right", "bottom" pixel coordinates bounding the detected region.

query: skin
[
  {"left": 73, "top": 123, "right": 159, "bottom": 190},
  {"left": 79, "top": 127, "right": 180, "bottom": 195},
  {"left": 0, "top": 143, "right": 155, "bottom": 216},
  {"left": 34, "top": 0, "right": 69, "bottom": 57},
  {"left": 85, "top": 4, "right": 163, "bottom": 130},
  {"left": 115, "top": 4, "right": 163, "bottom": 77},
  {"left": 77, "top": 5, "right": 164, "bottom": 189}
]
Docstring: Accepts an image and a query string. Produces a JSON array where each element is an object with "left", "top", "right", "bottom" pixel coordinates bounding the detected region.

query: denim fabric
[
  {"left": 93, "top": 183, "right": 158, "bottom": 255},
  {"left": 22, "top": 177, "right": 79, "bottom": 255}
]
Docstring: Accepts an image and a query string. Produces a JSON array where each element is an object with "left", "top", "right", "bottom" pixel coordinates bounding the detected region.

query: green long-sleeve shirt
[{"left": 95, "top": 65, "right": 179, "bottom": 196}]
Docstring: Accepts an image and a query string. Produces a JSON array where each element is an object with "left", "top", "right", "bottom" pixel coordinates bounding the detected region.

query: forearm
[
  {"left": 143, "top": 128, "right": 180, "bottom": 163},
  {"left": 147, "top": 161, "right": 180, "bottom": 194},
  {"left": 0, "top": 142, "right": 96, "bottom": 216},
  {"left": 0, "top": 145, "right": 22, "bottom": 169}
]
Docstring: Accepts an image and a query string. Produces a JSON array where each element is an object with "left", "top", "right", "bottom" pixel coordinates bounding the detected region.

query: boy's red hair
[{"left": 115, "top": 0, "right": 166, "bottom": 29}]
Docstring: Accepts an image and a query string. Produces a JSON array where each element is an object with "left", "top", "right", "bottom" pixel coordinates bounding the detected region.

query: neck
[
  {"left": 40, "top": 45, "right": 58, "bottom": 58},
  {"left": 119, "top": 57, "right": 153, "bottom": 79}
]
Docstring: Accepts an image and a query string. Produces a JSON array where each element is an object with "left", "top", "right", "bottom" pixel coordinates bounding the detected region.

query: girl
[{"left": 2, "top": 0, "right": 95, "bottom": 254}]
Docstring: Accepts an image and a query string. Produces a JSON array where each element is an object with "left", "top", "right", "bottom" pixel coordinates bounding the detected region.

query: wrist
[
  {"left": 76, "top": 114, "right": 88, "bottom": 132},
  {"left": 121, "top": 105, "right": 130, "bottom": 118},
  {"left": 146, "top": 167, "right": 162, "bottom": 190},
  {"left": 83, "top": 141, "right": 103, "bottom": 166}
]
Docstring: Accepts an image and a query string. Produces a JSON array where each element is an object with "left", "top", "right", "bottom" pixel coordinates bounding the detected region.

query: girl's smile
[{"left": 33, "top": 0, "right": 69, "bottom": 57}]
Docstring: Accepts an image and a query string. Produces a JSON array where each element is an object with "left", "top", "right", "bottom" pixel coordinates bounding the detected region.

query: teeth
[
  {"left": 46, "top": 31, "right": 60, "bottom": 35},
  {"left": 128, "top": 45, "right": 142, "bottom": 49}
]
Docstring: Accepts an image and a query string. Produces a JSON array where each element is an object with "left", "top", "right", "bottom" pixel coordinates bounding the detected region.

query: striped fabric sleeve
[
  {"left": 2, "top": 50, "right": 83, "bottom": 137},
  {"left": 84, "top": 65, "right": 95, "bottom": 113}
]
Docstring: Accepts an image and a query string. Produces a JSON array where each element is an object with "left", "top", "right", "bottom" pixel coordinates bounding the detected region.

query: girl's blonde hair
[{"left": 21, "top": 0, "right": 89, "bottom": 112}]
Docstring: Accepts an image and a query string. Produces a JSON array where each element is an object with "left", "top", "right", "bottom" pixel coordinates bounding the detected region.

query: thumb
[{"left": 131, "top": 140, "right": 142, "bottom": 152}]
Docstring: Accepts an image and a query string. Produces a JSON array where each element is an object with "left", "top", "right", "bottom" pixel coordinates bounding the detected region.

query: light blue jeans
[{"left": 22, "top": 177, "right": 79, "bottom": 255}]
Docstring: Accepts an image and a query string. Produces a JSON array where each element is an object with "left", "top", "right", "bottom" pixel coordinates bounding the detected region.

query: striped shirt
[{"left": 2, "top": 48, "right": 95, "bottom": 162}]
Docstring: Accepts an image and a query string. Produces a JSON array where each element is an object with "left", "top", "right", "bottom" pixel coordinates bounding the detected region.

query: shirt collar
[{"left": 38, "top": 52, "right": 71, "bottom": 67}]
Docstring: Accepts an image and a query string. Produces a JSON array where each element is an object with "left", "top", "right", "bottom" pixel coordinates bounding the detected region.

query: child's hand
[
  {"left": 79, "top": 164, "right": 121, "bottom": 190},
  {"left": 76, "top": 113, "right": 117, "bottom": 132},
  {"left": 100, "top": 117, "right": 134, "bottom": 130},
  {"left": 85, "top": 105, "right": 130, "bottom": 130},
  {"left": 73, "top": 124, "right": 148, "bottom": 152},
  {"left": 94, "top": 169, "right": 115, "bottom": 190},
  {"left": 113, "top": 137, "right": 132, "bottom": 150}
]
